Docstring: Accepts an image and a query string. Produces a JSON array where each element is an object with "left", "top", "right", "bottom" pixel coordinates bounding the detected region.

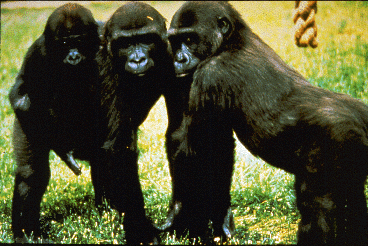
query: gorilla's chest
[{"left": 47, "top": 91, "right": 97, "bottom": 150}]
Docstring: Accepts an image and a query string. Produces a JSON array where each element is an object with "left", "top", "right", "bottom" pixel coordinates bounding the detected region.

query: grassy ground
[{"left": 1, "top": 1, "right": 368, "bottom": 244}]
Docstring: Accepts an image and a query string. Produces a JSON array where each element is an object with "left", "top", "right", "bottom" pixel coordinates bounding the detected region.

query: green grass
[{"left": 1, "top": 1, "right": 368, "bottom": 244}]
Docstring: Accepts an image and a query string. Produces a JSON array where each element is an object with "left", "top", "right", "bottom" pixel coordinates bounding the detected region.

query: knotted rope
[{"left": 293, "top": 1, "right": 318, "bottom": 48}]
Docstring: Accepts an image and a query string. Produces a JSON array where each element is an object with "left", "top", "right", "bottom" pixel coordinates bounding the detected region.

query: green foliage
[
  {"left": 1, "top": 1, "right": 368, "bottom": 244},
  {"left": 306, "top": 36, "right": 368, "bottom": 101}
]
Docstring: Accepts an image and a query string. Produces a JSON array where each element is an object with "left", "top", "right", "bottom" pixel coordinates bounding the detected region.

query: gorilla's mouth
[
  {"left": 176, "top": 73, "right": 189, "bottom": 78},
  {"left": 65, "top": 58, "right": 82, "bottom": 65},
  {"left": 131, "top": 69, "right": 149, "bottom": 77}
]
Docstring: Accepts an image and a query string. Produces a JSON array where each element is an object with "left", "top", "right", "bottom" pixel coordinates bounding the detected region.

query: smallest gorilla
[{"left": 9, "top": 3, "right": 101, "bottom": 243}]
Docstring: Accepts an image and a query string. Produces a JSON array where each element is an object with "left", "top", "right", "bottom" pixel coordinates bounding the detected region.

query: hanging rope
[{"left": 293, "top": 1, "right": 318, "bottom": 48}]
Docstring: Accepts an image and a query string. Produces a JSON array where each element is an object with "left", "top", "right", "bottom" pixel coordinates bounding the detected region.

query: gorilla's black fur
[
  {"left": 163, "top": 2, "right": 368, "bottom": 244},
  {"left": 96, "top": 2, "right": 174, "bottom": 244},
  {"left": 9, "top": 3, "right": 101, "bottom": 243}
]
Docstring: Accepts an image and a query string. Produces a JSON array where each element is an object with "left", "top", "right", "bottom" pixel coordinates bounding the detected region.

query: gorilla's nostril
[
  {"left": 176, "top": 52, "right": 186, "bottom": 63},
  {"left": 70, "top": 54, "right": 81, "bottom": 61},
  {"left": 132, "top": 57, "right": 146, "bottom": 64},
  {"left": 183, "top": 53, "right": 191, "bottom": 65},
  {"left": 71, "top": 53, "right": 80, "bottom": 60}
]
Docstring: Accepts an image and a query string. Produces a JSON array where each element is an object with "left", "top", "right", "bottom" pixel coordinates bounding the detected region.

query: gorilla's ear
[{"left": 217, "top": 17, "right": 232, "bottom": 37}]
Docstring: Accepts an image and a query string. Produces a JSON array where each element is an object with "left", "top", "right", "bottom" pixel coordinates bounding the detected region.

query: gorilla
[
  {"left": 96, "top": 2, "right": 174, "bottom": 244},
  {"left": 9, "top": 3, "right": 101, "bottom": 243},
  {"left": 163, "top": 1, "right": 368, "bottom": 245}
]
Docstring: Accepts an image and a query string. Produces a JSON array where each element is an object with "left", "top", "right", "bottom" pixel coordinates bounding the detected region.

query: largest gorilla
[{"left": 162, "top": 1, "right": 368, "bottom": 245}]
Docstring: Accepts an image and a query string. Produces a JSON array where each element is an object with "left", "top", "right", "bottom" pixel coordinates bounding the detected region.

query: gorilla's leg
[
  {"left": 103, "top": 130, "right": 159, "bottom": 244},
  {"left": 210, "top": 132, "right": 236, "bottom": 239},
  {"left": 90, "top": 159, "right": 109, "bottom": 209},
  {"left": 165, "top": 114, "right": 235, "bottom": 241},
  {"left": 12, "top": 119, "right": 50, "bottom": 242},
  {"left": 295, "top": 168, "right": 368, "bottom": 245}
]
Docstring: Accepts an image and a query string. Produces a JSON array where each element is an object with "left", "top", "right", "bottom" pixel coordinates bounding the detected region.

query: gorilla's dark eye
[
  {"left": 124, "top": 42, "right": 134, "bottom": 49},
  {"left": 185, "top": 37, "right": 196, "bottom": 46},
  {"left": 112, "top": 38, "right": 133, "bottom": 51},
  {"left": 182, "top": 35, "right": 199, "bottom": 51},
  {"left": 60, "top": 34, "right": 87, "bottom": 47}
]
